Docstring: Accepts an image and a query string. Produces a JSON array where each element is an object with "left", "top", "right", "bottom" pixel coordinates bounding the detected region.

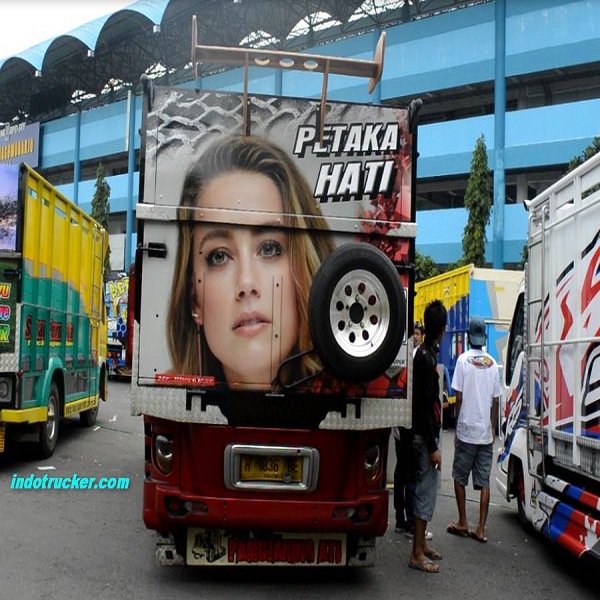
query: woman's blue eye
[
  {"left": 260, "top": 240, "right": 283, "bottom": 258},
  {"left": 206, "top": 248, "right": 229, "bottom": 266}
]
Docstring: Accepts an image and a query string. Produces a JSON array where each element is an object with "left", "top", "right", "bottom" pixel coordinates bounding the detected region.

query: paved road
[{"left": 0, "top": 381, "right": 596, "bottom": 600}]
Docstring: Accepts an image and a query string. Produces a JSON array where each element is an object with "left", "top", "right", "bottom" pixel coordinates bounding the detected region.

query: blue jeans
[{"left": 412, "top": 434, "right": 440, "bottom": 522}]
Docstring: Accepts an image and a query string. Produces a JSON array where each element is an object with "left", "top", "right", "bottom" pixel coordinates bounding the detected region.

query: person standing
[
  {"left": 392, "top": 424, "right": 415, "bottom": 534},
  {"left": 394, "top": 322, "right": 432, "bottom": 541},
  {"left": 412, "top": 321, "right": 424, "bottom": 351},
  {"left": 446, "top": 316, "right": 501, "bottom": 544},
  {"left": 408, "top": 301, "right": 447, "bottom": 573}
]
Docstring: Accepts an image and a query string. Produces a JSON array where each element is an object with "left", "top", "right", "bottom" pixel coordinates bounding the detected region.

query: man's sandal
[
  {"left": 424, "top": 548, "right": 443, "bottom": 560},
  {"left": 408, "top": 559, "right": 440, "bottom": 573},
  {"left": 446, "top": 523, "right": 469, "bottom": 537},
  {"left": 468, "top": 531, "right": 488, "bottom": 543}
]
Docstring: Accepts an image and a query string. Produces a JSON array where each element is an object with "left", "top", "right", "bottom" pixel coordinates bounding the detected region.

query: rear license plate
[
  {"left": 239, "top": 454, "right": 303, "bottom": 483},
  {"left": 187, "top": 529, "right": 347, "bottom": 566}
]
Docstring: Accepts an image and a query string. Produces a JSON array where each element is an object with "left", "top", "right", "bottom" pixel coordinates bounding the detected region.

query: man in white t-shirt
[{"left": 446, "top": 316, "right": 501, "bottom": 544}]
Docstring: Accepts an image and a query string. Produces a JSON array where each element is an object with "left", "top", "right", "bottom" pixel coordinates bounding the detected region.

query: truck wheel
[
  {"left": 308, "top": 243, "right": 405, "bottom": 382},
  {"left": 81, "top": 368, "right": 104, "bottom": 427},
  {"left": 80, "top": 402, "right": 99, "bottom": 428},
  {"left": 516, "top": 464, "right": 528, "bottom": 528},
  {"left": 39, "top": 382, "right": 60, "bottom": 458}
]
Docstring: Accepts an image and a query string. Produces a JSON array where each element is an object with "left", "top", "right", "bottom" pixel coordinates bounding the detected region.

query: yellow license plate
[{"left": 239, "top": 454, "right": 303, "bottom": 483}]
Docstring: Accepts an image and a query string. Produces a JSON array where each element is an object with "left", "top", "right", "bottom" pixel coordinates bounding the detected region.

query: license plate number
[{"left": 239, "top": 454, "right": 302, "bottom": 483}]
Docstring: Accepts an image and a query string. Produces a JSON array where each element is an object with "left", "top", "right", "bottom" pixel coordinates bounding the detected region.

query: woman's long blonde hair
[{"left": 167, "top": 134, "right": 335, "bottom": 382}]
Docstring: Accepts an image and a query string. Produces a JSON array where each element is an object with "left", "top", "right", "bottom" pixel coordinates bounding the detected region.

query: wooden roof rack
[{"left": 191, "top": 15, "right": 386, "bottom": 140}]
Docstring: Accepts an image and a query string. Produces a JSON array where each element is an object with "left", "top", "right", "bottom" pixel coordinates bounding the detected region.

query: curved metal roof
[
  {"left": 0, "top": 1, "right": 169, "bottom": 69},
  {"left": 0, "top": 0, "right": 484, "bottom": 124}
]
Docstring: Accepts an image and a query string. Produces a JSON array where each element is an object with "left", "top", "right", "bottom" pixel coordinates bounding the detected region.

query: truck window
[{"left": 505, "top": 292, "right": 524, "bottom": 386}]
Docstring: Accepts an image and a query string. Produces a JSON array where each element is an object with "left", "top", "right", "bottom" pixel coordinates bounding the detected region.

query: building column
[
  {"left": 275, "top": 68, "right": 282, "bottom": 96},
  {"left": 125, "top": 90, "right": 136, "bottom": 270},
  {"left": 516, "top": 174, "right": 528, "bottom": 203},
  {"left": 74, "top": 110, "right": 81, "bottom": 205},
  {"left": 492, "top": 0, "right": 506, "bottom": 268}
]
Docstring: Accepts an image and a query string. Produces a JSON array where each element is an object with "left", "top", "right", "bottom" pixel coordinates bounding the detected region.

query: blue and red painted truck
[
  {"left": 496, "top": 152, "right": 600, "bottom": 564},
  {"left": 414, "top": 264, "right": 521, "bottom": 425}
]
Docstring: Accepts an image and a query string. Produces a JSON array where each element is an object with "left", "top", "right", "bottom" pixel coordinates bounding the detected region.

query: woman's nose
[{"left": 235, "top": 256, "right": 260, "bottom": 299}]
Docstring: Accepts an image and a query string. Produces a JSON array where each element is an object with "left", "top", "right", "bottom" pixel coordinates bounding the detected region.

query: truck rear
[
  {"left": 414, "top": 264, "right": 520, "bottom": 424},
  {"left": 105, "top": 270, "right": 131, "bottom": 379},
  {"left": 497, "top": 152, "right": 600, "bottom": 564},
  {"left": 131, "top": 28, "right": 419, "bottom": 566},
  {"left": 0, "top": 163, "right": 108, "bottom": 457}
]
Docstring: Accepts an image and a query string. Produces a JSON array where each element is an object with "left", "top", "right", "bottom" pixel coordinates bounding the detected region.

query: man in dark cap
[{"left": 446, "top": 316, "right": 501, "bottom": 544}]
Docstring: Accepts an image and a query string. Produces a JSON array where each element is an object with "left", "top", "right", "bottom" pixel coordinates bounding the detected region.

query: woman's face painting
[{"left": 191, "top": 171, "right": 299, "bottom": 385}]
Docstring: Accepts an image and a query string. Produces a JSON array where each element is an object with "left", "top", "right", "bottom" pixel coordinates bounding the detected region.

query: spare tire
[{"left": 308, "top": 243, "right": 405, "bottom": 382}]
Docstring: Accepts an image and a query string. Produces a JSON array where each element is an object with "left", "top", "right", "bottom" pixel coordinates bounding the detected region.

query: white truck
[{"left": 496, "top": 152, "right": 600, "bottom": 564}]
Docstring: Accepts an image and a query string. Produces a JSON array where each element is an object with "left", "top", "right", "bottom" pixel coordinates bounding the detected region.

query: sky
[{"left": 0, "top": 0, "right": 137, "bottom": 60}]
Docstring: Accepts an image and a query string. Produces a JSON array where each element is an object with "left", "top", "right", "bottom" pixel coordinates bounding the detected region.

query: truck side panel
[
  {"left": 105, "top": 272, "right": 130, "bottom": 378},
  {"left": 414, "top": 265, "right": 470, "bottom": 384},
  {"left": 6, "top": 165, "right": 106, "bottom": 418},
  {"left": 498, "top": 152, "right": 600, "bottom": 564},
  {"left": 414, "top": 265, "right": 520, "bottom": 380},
  {"left": 0, "top": 163, "right": 108, "bottom": 456}
]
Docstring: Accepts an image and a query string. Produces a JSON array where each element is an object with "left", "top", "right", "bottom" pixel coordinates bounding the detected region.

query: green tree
[
  {"left": 565, "top": 136, "right": 600, "bottom": 174},
  {"left": 91, "top": 163, "right": 111, "bottom": 276},
  {"left": 461, "top": 134, "right": 491, "bottom": 267},
  {"left": 414, "top": 250, "right": 439, "bottom": 282},
  {"left": 518, "top": 138, "right": 600, "bottom": 271}
]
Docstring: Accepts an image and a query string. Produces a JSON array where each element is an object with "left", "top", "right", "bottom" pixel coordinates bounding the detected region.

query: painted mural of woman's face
[{"left": 191, "top": 171, "right": 299, "bottom": 386}]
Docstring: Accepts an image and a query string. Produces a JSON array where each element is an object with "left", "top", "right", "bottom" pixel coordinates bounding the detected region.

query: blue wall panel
[
  {"left": 418, "top": 98, "right": 600, "bottom": 178},
  {"left": 417, "top": 203, "right": 527, "bottom": 264},
  {"left": 40, "top": 115, "right": 77, "bottom": 168},
  {"left": 506, "top": 0, "right": 600, "bottom": 75},
  {"left": 384, "top": 3, "right": 495, "bottom": 97},
  {"left": 204, "top": 67, "right": 278, "bottom": 94},
  {"left": 418, "top": 114, "right": 494, "bottom": 178},
  {"left": 40, "top": 99, "right": 142, "bottom": 168},
  {"left": 505, "top": 99, "right": 600, "bottom": 168},
  {"left": 80, "top": 100, "right": 128, "bottom": 160},
  {"left": 57, "top": 172, "right": 138, "bottom": 213}
]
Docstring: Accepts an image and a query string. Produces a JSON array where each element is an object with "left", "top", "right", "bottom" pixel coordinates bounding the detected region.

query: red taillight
[
  {"left": 354, "top": 504, "right": 371, "bottom": 523},
  {"left": 331, "top": 504, "right": 372, "bottom": 524},
  {"left": 165, "top": 496, "right": 187, "bottom": 516}
]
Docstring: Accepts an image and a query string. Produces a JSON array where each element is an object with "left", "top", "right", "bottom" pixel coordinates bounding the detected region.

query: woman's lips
[{"left": 232, "top": 312, "right": 271, "bottom": 335}]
